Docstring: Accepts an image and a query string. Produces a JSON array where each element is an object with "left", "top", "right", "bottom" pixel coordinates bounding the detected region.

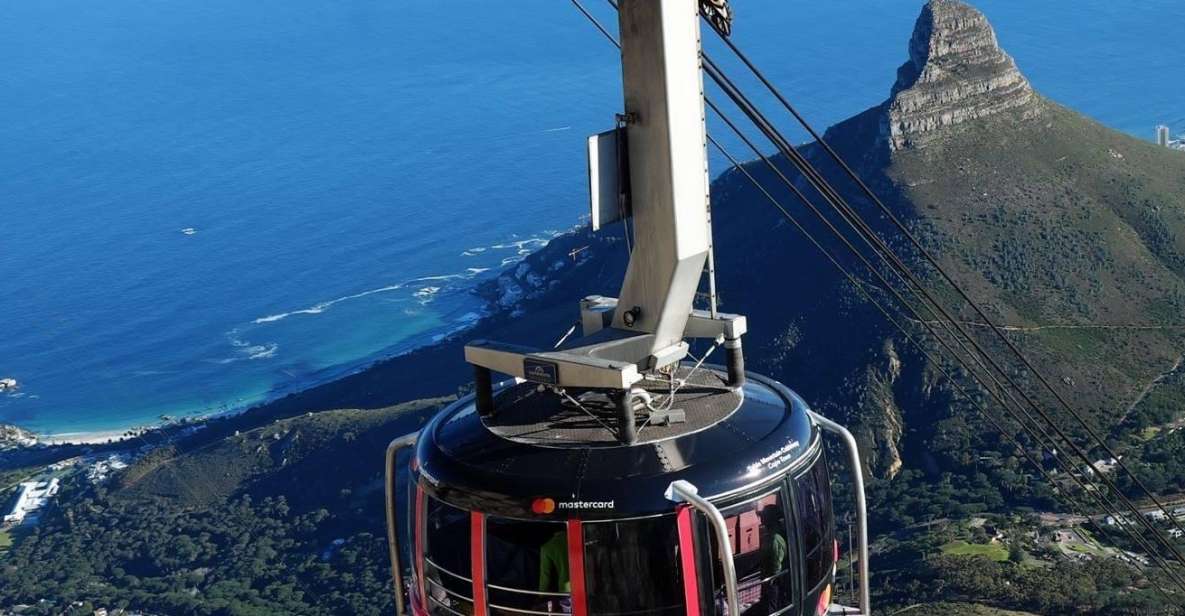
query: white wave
[
  {"left": 132, "top": 369, "right": 176, "bottom": 377},
  {"left": 413, "top": 286, "right": 441, "bottom": 304},
  {"left": 466, "top": 267, "right": 490, "bottom": 275},
  {"left": 463, "top": 231, "right": 564, "bottom": 261},
  {"left": 543, "top": 126, "right": 572, "bottom": 133},
  {"left": 246, "top": 343, "right": 278, "bottom": 360},
  {"left": 253, "top": 284, "right": 405, "bottom": 324},
  {"left": 491, "top": 238, "right": 550, "bottom": 251},
  {"left": 409, "top": 274, "right": 465, "bottom": 283},
  {"left": 214, "top": 332, "right": 278, "bottom": 363}
]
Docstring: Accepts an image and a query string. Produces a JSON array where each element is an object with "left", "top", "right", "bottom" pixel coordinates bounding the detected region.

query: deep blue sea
[{"left": 2, "top": 0, "right": 1182, "bottom": 438}]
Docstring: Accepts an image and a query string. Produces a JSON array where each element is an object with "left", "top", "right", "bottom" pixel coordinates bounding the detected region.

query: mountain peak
[{"left": 885, "top": 0, "right": 1040, "bottom": 151}]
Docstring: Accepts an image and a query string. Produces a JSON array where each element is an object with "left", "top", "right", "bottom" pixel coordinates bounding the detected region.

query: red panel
[
  {"left": 676, "top": 505, "right": 701, "bottom": 616},
  {"left": 567, "top": 520, "right": 588, "bottom": 616},
  {"left": 738, "top": 511, "right": 760, "bottom": 555},
  {"left": 415, "top": 485, "right": 427, "bottom": 615},
  {"left": 471, "top": 512, "right": 488, "bottom": 616},
  {"left": 725, "top": 516, "right": 738, "bottom": 556}
]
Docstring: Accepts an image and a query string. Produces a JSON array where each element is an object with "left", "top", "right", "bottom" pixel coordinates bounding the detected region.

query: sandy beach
[{"left": 39, "top": 429, "right": 143, "bottom": 446}]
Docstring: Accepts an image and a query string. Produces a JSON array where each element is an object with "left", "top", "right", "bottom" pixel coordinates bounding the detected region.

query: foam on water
[{"left": 253, "top": 284, "right": 407, "bottom": 324}]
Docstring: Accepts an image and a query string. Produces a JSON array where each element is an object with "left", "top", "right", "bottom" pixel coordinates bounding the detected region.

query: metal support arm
[
  {"left": 665, "top": 480, "right": 740, "bottom": 616},
  {"left": 808, "top": 412, "right": 870, "bottom": 616}
]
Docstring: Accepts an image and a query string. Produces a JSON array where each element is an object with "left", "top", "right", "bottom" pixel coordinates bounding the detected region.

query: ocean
[{"left": 2, "top": 0, "right": 1182, "bottom": 438}]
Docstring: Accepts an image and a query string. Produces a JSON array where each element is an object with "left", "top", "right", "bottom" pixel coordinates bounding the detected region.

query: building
[
  {"left": 1157, "top": 124, "right": 1171, "bottom": 147},
  {"left": 2, "top": 477, "right": 60, "bottom": 526}
]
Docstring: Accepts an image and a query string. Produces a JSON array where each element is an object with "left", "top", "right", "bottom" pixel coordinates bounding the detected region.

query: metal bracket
[
  {"left": 580, "top": 297, "right": 746, "bottom": 341},
  {"left": 648, "top": 408, "right": 686, "bottom": 426},
  {"left": 465, "top": 340, "right": 644, "bottom": 391},
  {"left": 698, "top": 0, "right": 733, "bottom": 37}
]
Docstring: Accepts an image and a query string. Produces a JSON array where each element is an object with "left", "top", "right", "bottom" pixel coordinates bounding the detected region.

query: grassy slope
[
  {"left": 115, "top": 397, "right": 447, "bottom": 509},
  {"left": 884, "top": 100, "right": 1185, "bottom": 433},
  {"left": 941, "top": 540, "right": 1009, "bottom": 562},
  {"left": 900, "top": 604, "right": 1039, "bottom": 616}
]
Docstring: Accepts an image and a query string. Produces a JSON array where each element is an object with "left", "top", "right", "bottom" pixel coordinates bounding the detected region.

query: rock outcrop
[
  {"left": 884, "top": 0, "right": 1040, "bottom": 151},
  {"left": 0, "top": 423, "right": 38, "bottom": 450}
]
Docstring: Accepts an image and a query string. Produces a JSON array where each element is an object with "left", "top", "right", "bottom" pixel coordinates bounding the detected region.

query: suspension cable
[
  {"left": 570, "top": 0, "right": 1185, "bottom": 592},
  {"left": 699, "top": 51, "right": 1185, "bottom": 568},
  {"left": 710, "top": 25, "right": 1185, "bottom": 540},
  {"left": 710, "top": 130, "right": 1185, "bottom": 596}
]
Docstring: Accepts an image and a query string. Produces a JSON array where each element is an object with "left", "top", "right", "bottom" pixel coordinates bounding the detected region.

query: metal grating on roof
[{"left": 484, "top": 367, "right": 742, "bottom": 447}]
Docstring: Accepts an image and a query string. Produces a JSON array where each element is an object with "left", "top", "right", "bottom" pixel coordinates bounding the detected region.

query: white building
[
  {"left": 3, "top": 477, "right": 59, "bottom": 525},
  {"left": 87, "top": 454, "right": 131, "bottom": 484},
  {"left": 1158, "top": 124, "right": 1171, "bottom": 147},
  {"left": 1145, "top": 509, "right": 1168, "bottom": 522}
]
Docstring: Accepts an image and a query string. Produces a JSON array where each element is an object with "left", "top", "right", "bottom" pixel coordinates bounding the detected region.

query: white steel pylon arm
[
  {"left": 464, "top": 0, "right": 746, "bottom": 427},
  {"left": 611, "top": 0, "right": 712, "bottom": 360}
]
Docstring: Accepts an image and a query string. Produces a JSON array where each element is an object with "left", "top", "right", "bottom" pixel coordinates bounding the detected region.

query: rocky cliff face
[{"left": 884, "top": 0, "right": 1040, "bottom": 151}]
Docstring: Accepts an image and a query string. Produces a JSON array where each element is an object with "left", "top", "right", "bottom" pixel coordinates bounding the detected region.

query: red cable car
[{"left": 386, "top": 1, "right": 869, "bottom": 615}]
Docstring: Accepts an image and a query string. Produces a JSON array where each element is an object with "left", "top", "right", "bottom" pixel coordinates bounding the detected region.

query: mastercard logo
[{"left": 531, "top": 498, "right": 556, "bottom": 514}]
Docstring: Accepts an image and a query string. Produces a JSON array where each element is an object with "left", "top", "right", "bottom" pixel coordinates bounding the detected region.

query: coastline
[
  {"left": 39, "top": 429, "right": 141, "bottom": 446},
  {"left": 11, "top": 302, "right": 494, "bottom": 450},
  {"left": 5, "top": 224, "right": 588, "bottom": 452}
]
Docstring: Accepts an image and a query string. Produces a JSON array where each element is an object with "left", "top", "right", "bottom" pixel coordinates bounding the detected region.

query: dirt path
[
  {"left": 1118, "top": 354, "right": 1184, "bottom": 425},
  {"left": 908, "top": 319, "right": 1185, "bottom": 333}
]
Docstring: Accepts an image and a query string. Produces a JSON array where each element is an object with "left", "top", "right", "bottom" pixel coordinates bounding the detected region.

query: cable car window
[
  {"left": 424, "top": 496, "right": 474, "bottom": 616},
  {"left": 583, "top": 516, "right": 684, "bottom": 616},
  {"left": 709, "top": 490, "right": 794, "bottom": 616},
  {"left": 794, "top": 453, "right": 835, "bottom": 600},
  {"left": 486, "top": 517, "right": 570, "bottom": 615}
]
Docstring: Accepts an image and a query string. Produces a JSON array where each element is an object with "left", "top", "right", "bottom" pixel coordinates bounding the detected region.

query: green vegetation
[
  {"left": 885, "top": 102, "right": 1185, "bottom": 440},
  {"left": 892, "top": 603, "right": 1039, "bottom": 616},
  {"left": 0, "top": 400, "right": 443, "bottom": 615},
  {"left": 0, "top": 530, "right": 12, "bottom": 553},
  {"left": 942, "top": 540, "right": 1009, "bottom": 561},
  {"left": 878, "top": 546, "right": 1181, "bottom": 615}
]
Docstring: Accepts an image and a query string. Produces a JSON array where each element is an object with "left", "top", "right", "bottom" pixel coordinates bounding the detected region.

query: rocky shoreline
[{"left": 0, "top": 423, "right": 38, "bottom": 450}]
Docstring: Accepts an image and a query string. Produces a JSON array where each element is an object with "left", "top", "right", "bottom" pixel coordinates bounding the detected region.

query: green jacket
[
  {"left": 762, "top": 532, "right": 787, "bottom": 578},
  {"left": 539, "top": 532, "right": 571, "bottom": 593}
]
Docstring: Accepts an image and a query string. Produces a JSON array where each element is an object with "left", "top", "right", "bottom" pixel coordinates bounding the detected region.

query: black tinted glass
[
  {"left": 795, "top": 454, "right": 835, "bottom": 592},
  {"left": 710, "top": 491, "right": 795, "bottom": 616},
  {"left": 486, "top": 517, "right": 570, "bottom": 614},
  {"left": 584, "top": 517, "right": 684, "bottom": 616},
  {"left": 423, "top": 497, "right": 473, "bottom": 616}
]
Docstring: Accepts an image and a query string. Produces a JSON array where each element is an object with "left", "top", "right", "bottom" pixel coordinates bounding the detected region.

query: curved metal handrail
[
  {"left": 665, "top": 480, "right": 740, "bottom": 616},
  {"left": 808, "top": 411, "right": 870, "bottom": 616},
  {"left": 386, "top": 433, "right": 419, "bottom": 616}
]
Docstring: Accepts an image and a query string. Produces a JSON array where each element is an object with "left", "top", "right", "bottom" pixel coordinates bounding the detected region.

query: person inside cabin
[
  {"left": 539, "top": 530, "right": 571, "bottom": 612},
  {"left": 756, "top": 505, "right": 788, "bottom": 615}
]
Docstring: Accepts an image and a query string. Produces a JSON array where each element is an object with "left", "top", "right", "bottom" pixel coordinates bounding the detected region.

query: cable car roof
[{"left": 414, "top": 368, "right": 820, "bottom": 519}]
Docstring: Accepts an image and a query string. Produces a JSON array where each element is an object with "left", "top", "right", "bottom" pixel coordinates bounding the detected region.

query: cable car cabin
[{"left": 386, "top": 367, "right": 867, "bottom": 616}]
